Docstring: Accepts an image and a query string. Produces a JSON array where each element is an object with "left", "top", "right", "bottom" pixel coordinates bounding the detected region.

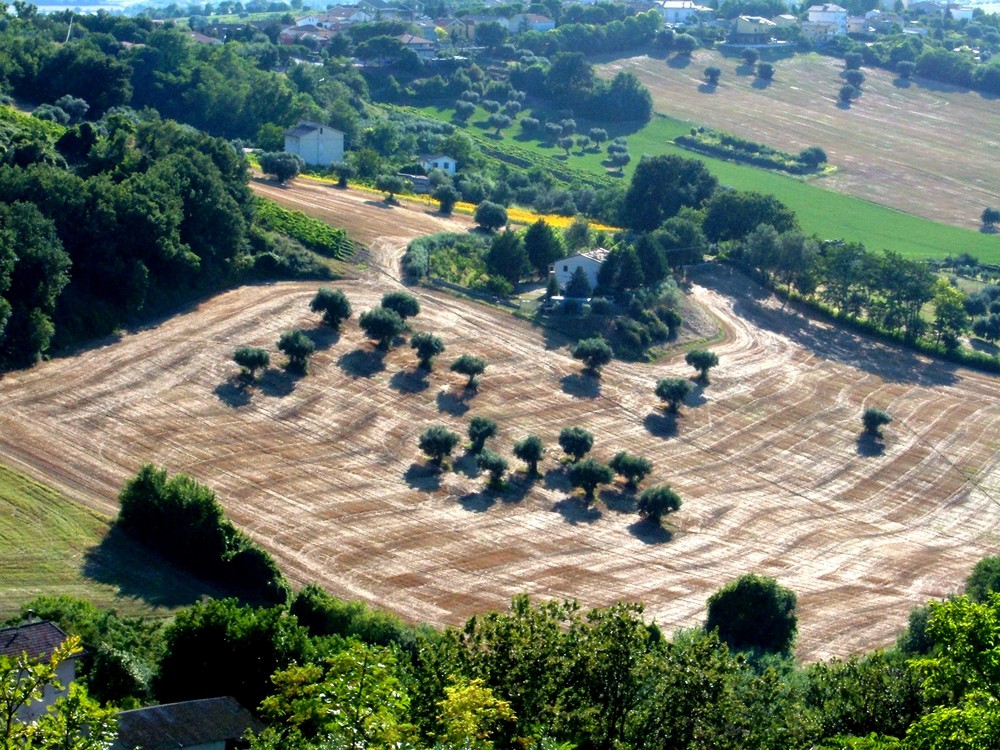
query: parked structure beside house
[
  {"left": 0, "top": 620, "right": 79, "bottom": 722},
  {"left": 284, "top": 121, "right": 344, "bottom": 167},
  {"left": 419, "top": 154, "right": 457, "bottom": 175},
  {"left": 549, "top": 249, "right": 608, "bottom": 294},
  {"left": 112, "top": 697, "right": 263, "bottom": 750}
]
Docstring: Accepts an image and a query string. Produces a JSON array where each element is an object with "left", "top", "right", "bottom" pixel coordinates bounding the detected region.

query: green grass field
[
  {"left": 0, "top": 463, "right": 223, "bottom": 622},
  {"left": 416, "top": 105, "right": 1000, "bottom": 262}
]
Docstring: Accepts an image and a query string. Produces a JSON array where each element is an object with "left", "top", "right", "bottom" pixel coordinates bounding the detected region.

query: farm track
[
  {"left": 601, "top": 52, "right": 1000, "bottom": 230},
  {"left": 3, "top": 181, "right": 1000, "bottom": 660}
]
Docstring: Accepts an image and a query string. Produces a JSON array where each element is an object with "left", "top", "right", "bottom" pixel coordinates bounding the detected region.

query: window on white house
[{"left": 563, "top": 265, "right": 568, "bottom": 272}]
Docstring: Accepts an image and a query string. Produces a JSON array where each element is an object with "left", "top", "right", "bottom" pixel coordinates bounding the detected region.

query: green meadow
[{"left": 415, "top": 106, "right": 1000, "bottom": 262}]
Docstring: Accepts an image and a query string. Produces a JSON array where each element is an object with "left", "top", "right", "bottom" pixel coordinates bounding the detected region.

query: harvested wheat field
[
  {"left": 4, "top": 251, "right": 1000, "bottom": 660},
  {"left": 600, "top": 52, "right": 1000, "bottom": 230}
]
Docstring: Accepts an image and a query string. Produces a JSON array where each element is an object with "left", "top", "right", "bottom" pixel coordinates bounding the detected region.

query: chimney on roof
[{"left": 26, "top": 609, "right": 35, "bottom": 624}]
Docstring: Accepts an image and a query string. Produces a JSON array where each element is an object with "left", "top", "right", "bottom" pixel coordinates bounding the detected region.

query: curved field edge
[{"left": 1, "top": 260, "right": 998, "bottom": 661}]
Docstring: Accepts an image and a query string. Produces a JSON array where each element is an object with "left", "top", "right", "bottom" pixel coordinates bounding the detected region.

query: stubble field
[
  {"left": 3, "top": 184, "right": 1000, "bottom": 661},
  {"left": 600, "top": 51, "right": 1000, "bottom": 231}
]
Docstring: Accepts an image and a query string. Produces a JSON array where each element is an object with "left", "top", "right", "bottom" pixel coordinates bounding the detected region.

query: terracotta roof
[
  {"left": 114, "top": 697, "right": 263, "bottom": 750},
  {"left": 0, "top": 621, "right": 72, "bottom": 662}
]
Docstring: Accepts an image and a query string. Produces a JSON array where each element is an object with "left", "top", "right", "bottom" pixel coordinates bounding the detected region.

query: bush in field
[
  {"left": 310, "top": 287, "right": 352, "bottom": 329},
  {"left": 381, "top": 290, "right": 420, "bottom": 320},
  {"left": 410, "top": 331, "right": 445, "bottom": 369},
  {"left": 558, "top": 426, "right": 593, "bottom": 461},
  {"left": 685, "top": 349, "right": 719, "bottom": 382},
  {"left": 609, "top": 451, "right": 653, "bottom": 491},
  {"left": 757, "top": 62, "right": 774, "bottom": 81},
  {"left": 419, "top": 425, "right": 460, "bottom": 466},
  {"left": 359, "top": 307, "right": 405, "bottom": 350},
  {"left": 742, "top": 49, "right": 759, "bottom": 67},
  {"left": 637, "top": 484, "right": 682, "bottom": 524},
  {"left": 451, "top": 354, "right": 487, "bottom": 388},
  {"left": 477, "top": 449, "right": 508, "bottom": 489},
  {"left": 844, "top": 69, "right": 865, "bottom": 88},
  {"left": 705, "top": 574, "right": 797, "bottom": 655},
  {"left": 468, "top": 416, "right": 498, "bottom": 454},
  {"left": 704, "top": 66, "right": 721, "bottom": 85},
  {"left": 233, "top": 346, "right": 269, "bottom": 380},
  {"left": 862, "top": 407, "right": 891, "bottom": 437},
  {"left": 474, "top": 201, "right": 508, "bottom": 232},
  {"left": 571, "top": 336, "right": 613, "bottom": 374},
  {"left": 568, "top": 457, "right": 614, "bottom": 502},
  {"left": 655, "top": 377, "right": 694, "bottom": 412},
  {"left": 513, "top": 435, "right": 544, "bottom": 476},
  {"left": 278, "top": 330, "right": 316, "bottom": 372},
  {"left": 259, "top": 151, "right": 303, "bottom": 183}
]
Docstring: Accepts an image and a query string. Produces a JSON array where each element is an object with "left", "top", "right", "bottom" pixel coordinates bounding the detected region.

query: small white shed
[
  {"left": 549, "top": 248, "right": 608, "bottom": 294},
  {"left": 419, "top": 153, "right": 457, "bottom": 175}
]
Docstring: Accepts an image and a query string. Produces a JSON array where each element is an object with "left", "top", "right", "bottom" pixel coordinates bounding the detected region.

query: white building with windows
[
  {"left": 283, "top": 121, "right": 344, "bottom": 167},
  {"left": 549, "top": 249, "right": 608, "bottom": 295}
]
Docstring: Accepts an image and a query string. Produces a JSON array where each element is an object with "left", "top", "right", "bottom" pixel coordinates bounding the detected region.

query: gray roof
[
  {"left": 114, "top": 697, "right": 263, "bottom": 750},
  {"left": 0, "top": 621, "right": 72, "bottom": 662}
]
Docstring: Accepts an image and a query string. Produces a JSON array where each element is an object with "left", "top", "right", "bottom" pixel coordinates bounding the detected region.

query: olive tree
[
  {"left": 477, "top": 449, "right": 508, "bottom": 489},
  {"left": 381, "top": 290, "right": 420, "bottom": 321},
  {"left": 419, "top": 425, "right": 460, "bottom": 466},
  {"left": 359, "top": 307, "right": 405, "bottom": 350},
  {"left": 474, "top": 201, "right": 508, "bottom": 232},
  {"left": 375, "top": 174, "right": 406, "bottom": 204},
  {"left": 278, "top": 330, "right": 315, "bottom": 372},
  {"left": 233, "top": 346, "right": 270, "bottom": 380},
  {"left": 685, "top": 349, "right": 719, "bottom": 382},
  {"left": 609, "top": 451, "right": 653, "bottom": 491},
  {"left": 982, "top": 207, "right": 1000, "bottom": 229},
  {"left": 513, "top": 435, "right": 544, "bottom": 476},
  {"left": 655, "top": 377, "right": 693, "bottom": 413},
  {"left": 636, "top": 484, "right": 682, "bottom": 524},
  {"left": 468, "top": 416, "right": 497, "bottom": 454},
  {"left": 705, "top": 574, "right": 798, "bottom": 655},
  {"left": 451, "top": 354, "right": 487, "bottom": 388},
  {"left": 569, "top": 457, "right": 614, "bottom": 502},
  {"left": 310, "top": 288, "right": 352, "bottom": 329},
  {"left": 558, "top": 426, "right": 593, "bottom": 461},
  {"left": 571, "top": 336, "right": 613, "bottom": 374},
  {"left": 704, "top": 66, "right": 721, "bottom": 85},
  {"left": 862, "top": 407, "right": 892, "bottom": 437},
  {"left": 259, "top": 151, "right": 303, "bottom": 183},
  {"left": 741, "top": 48, "right": 759, "bottom": 67},
  {"left": 410, "top": 331, "right": 445, "bottom": 369}
]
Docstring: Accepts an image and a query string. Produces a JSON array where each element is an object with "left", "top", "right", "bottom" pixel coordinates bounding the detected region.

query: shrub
[
  {"left": 419, "top": 425, "right": 460, "bottom": 465},
  {"left": 636, "top": 484, "right": 682, "bottom": 523},
  {"left": 558, "top": 426, "right": 593, "bottom": 461},
  {"left": 705, "top": 573, "right": 797, "bottom": 655},
  {"left": 862, "top": 407, "right": 891, "bottom": 437},
  {"left": 233, "top": 346, "right": 270, "bottom": 379},
  {"left": 310, "top": 287, "right": 352, "bottom": 329},
  {"left": 278, "top": 329, "right": 316, "bottom": 372}
]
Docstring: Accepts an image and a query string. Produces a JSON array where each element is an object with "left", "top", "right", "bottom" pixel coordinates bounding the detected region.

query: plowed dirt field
[{"left": 3, "top": 182, "right": 1000, "bottom": 660}]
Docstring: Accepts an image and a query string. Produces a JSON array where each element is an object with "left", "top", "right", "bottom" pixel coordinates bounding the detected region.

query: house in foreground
[
  {"left": 0, "top": 619, "right": 79, "bottom": 723},
  {"left": 419, "top": 153, "right": 457, "bottom": 175},
  {"left": 113, "top": 696, "right": 263, "bottom": 750},
  {"left": 283, "top": 121, "right": 344, "bottom": 167},
  {"left": 550, "top": 249, "right": 609, "bottom": 295}
]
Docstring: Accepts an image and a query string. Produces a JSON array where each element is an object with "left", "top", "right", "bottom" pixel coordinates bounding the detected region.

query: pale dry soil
[
  {"left": 3, "top": 182, "right": 1000, "bottom": 660},
  {"left": 601, "top": 52, "right": 1000, "bottom": 230}
]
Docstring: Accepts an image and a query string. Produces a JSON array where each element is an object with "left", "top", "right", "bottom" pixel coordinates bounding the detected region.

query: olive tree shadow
[
  {"left": 338, "top": 348, "right": 385, "bottom": 378},
  {"left": 698, "top": 82, "right": 717, "bottom": 94},
  {"left": 543, "top": 467, "right": 572, "bottom": 492},
  {"left": 669, "top": 54, "right": 692, "bottom": 68},
  {"left": 601, "top": 487, "right": 637, "bottom": 514},
  {"left": 855, "top": 433, "right": 886, "bottom": 457},
  {"left": 83, "top": 527, "right": 229, "bottom": 608},
  {"left": 404, "top": 462, "right": 443, "bottom": 491},
  {"left": 390, "top": 369, "right": 430, "bottom": 394},
  {"left": 304, "top": 325, "right": 341, "bottom": 351},
  {"left": 436, "top": 389, "right": 470, "bottom": 416},
  {"left": 500, "top": 476, "right": 533, "bottom": 503},
  {"left": 751, "top": 77, "right": 772, "bottom": 90},
  {"left": 259, "top": 367, "right": 297, "bottom": 397},
  {"left": 644, "top": 411, "right": 678, "bottom": 438},
  {"left": 214, "top": 376, "right": 252, "bottom": 408},
  {"left": 460, "top": 490, "right": 497, "bottom": 513},
  {"left": 453, "top": 453, "right": 481, "bottom": 479},
  {"left": 628, "top": 518, "right": 673, "bottom": 545},
  {"left": 561, "top": 372, "right": 601, "bottom": 399},
  {"left": 893, "top": 77, "right": 911, "bottom": 89},
  {"left": 552, "top": 496, "right": 602, "bottom": 524}
]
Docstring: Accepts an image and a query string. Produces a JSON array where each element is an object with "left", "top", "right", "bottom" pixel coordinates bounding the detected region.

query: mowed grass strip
[
  {"left": 0, "top": 463, "right": 224, "bottom": 620},
  {"left": 416, "top": 99, "right": 1000, "bottom": 261}
]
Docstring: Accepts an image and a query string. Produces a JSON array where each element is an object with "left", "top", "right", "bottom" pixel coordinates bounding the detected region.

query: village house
[
  {"left": 419, "top": 153, "right": 457, "bottom": 175},
  {"left": 505, "top": 13, "right": 556, "bottom": 33},
  {"left": 732, "top": 15, "right": 777, "bottom": 43},
  {"left": 112, "top": 697, "right": 263, "bottom": 750},
  {"left": 0, "top": 619, "right": 79, "bottom": 723},
  {"left": 549, "top": 249, "right": 609, "bottom": 295},
  {"left": 654, "top": 0, "right": 714, "bottom": 25},
  {"left": 398, "top": 33, "right": 437, "bottom": 59},
  {"left": 284, "top": 121, "right": 344, "bottom": 166},
  {"left": 806, "top": 3, "right": 849, "bottom": 34}
]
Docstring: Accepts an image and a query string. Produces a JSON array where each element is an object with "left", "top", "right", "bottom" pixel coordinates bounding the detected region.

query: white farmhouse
[
  {"left": 549, "top": 249, "right": 608, "bottom": 296},
  {"left": 655, "top": 0, "right": 713, "bottom": 24},
  {"left": 419, "top": 153, "right": 457, "bottom": 175},
  {"left": 283, "top": 121, "right": 344, "bottom": 167},
  {"left": 807, "top": 3, "right": 848, "bottom": 34}
]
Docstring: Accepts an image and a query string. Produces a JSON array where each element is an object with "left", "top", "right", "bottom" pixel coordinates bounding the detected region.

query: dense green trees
[
  {"left": 486, "top": 229, "right": 529, "bottom": 287},
  {"left": 705, "top": 574, "right": 798, "bottom": 655},
  {"left": 622, "top": 155, "right": 718, "bottom": 232},
  {"left": 259, "top": 151, "right": 303, "bottom": 184},
  {"left": 966, "top": 556, "right": 1000, "bottom": 602},
  {"left": 474, "top": 201, "right": 508, "bottom": 232},
  {"left": 117, "top": 465, "right": 289, "bottom": 605},
  {"left": 524, "top": 219, "right": 564, "bottom": 276}
]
